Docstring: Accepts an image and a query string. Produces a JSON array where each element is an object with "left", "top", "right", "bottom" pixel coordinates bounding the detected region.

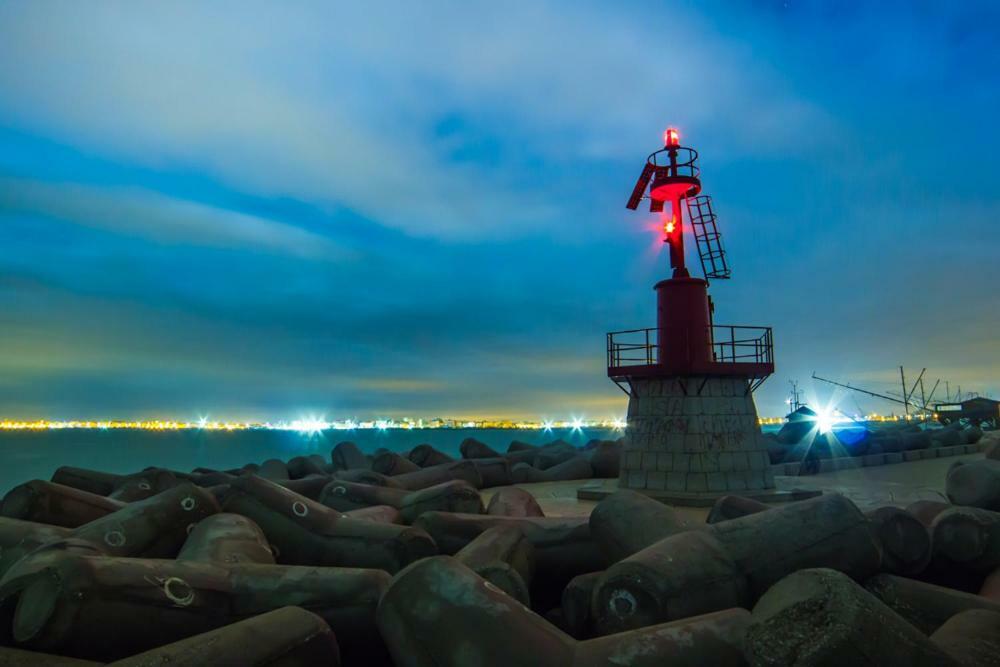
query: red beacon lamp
[{"left": 612, "top": 127, "right": 774, "bottom": 390}]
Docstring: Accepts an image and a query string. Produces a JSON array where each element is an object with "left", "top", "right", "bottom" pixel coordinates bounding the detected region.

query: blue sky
[{"left": 0, "top": 1, "right": 997, "bottom": 420}]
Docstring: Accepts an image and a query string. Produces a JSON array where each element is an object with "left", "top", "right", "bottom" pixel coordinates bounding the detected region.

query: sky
[{"left": 0, "top": 1, "right": 997, "bottom": 421}]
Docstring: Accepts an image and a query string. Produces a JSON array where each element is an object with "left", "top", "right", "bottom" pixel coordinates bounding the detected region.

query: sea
[{"left": 0, "top": 424, "right": 785, "bottom": 494}]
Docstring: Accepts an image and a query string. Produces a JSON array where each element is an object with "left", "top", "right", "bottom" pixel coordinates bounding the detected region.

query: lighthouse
[{"left": 593, "top": 128, "right": 791, "bottom": 504}]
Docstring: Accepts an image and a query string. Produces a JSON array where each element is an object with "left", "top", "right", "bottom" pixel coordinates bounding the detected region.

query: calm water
[{"left": 0, "top": 428, "right": 625, "bottom": 494}]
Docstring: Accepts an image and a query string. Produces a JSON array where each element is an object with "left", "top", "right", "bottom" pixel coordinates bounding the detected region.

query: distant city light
[
  {"left": 290, "top": 418, "right": 329, "bottom": 434},
  {"left": 0, "top": 412, "right": 920, "bottom": 433}
]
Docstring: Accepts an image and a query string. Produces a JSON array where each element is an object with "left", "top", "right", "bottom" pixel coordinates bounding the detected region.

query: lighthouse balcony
[{"left": 607, "top": 325, "right": 774, "bottom": 390}]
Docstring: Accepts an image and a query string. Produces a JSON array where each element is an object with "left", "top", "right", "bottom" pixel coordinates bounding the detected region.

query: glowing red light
[{"left": 663, "top": 127, "right": 680, "bottom": 148}]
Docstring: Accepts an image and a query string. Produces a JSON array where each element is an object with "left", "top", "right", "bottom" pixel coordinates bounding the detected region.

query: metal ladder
[{"left": 687, "top": 195, "right": 731, "bottom": 280}]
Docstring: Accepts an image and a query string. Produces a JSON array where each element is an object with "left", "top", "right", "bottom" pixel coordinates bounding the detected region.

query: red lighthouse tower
[{"left": 591, "top": 128, "right": 786, "bottom": 504}]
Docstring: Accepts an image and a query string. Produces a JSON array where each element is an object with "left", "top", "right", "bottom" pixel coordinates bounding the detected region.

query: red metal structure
[{"left": 610, "top": 128, "right": 774, "bottom": 392}]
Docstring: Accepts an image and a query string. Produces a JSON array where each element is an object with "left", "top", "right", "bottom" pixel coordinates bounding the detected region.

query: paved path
[{"left": 497, "top": 452, "right": 986, "bottom": 521}]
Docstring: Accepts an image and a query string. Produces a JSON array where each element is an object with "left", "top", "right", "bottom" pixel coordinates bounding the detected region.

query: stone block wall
[{"left": 620, "top": 375, "right": 774, "bottom": 494}]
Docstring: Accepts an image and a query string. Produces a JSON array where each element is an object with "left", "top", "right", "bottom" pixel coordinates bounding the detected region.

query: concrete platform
[
  {"left": 489, "top": 450, "right": 986, "bottom": 522},
  {"left": 575, "top": 485, "right": 820, "bottom": 507}
]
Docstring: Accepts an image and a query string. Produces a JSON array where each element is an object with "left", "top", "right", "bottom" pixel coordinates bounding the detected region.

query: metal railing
[
  {"left": 607, "top": 325, "right": 773, "bottom": 369},
  {"left": 712, "top": 325, "right": 773, "bottom": 365}
]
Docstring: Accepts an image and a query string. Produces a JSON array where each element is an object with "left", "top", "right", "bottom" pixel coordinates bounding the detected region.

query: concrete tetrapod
[
  {"left": 375, "top": 556, "right": 750, "bottom": 667},
  {"left": 981, "top": 566, "right": 1000, "bottom": 601},
  {"left": 705, "top": 495, "right": 770, "bottom": 524},
  {"left": 906, "top": 499, "right": 953, "bottom": 529},
  {"left": 585, "top": 440, "right": 621, "bottom": 479},
  {"left": 744, "top": 568, "right": 958, "bottom": 666},
  {"left": 107, "top": 606, "right": 341, "bottom": 667},
  {"left": 335, "top": 469, "right": 405, "bottom": 488},
  {"left": 331, "top": 442, "right": 369, "bottom": 471},
  {"left": 486, "top": 486, "right": 545, "bottom": 517},
  {"left": 0, "top": 547, "right": 388, "bottom": 662},
  {"left": 371, "top": 452, "right": 421, "bottom": 476},
  {"left": 865, "top": 573, "right": 1000, "bottom": 634},
  {"left": 286, "top": 455, "right": 328, "bottom": 480},
  {"left": 413, "top": 512, "right": 603, "bottom": 578},
  {"left": 931, "top": 505, "right": 1000, "bottom": 572},
  {"left": 108, "top": 469, "right": 180, "bottom": 502},
  {"left": 177, "top": 513, "right": 275, "bottom": 565},
  {"left": 0, "top": 517, "right": 71, "bottom": 577},
  {"left": 929, "top": 609, "right": 1000, "bottom": 667},
  {"left": 407, "top": 444, "right": 454, "bottom": 468},
  {"left": 49, "top": 466, "right": 123, "bottom": 496},
  {"left": 946, "top": 460, "right": 1000, "bottom": 511},
  {"left": 276, "top": 474, "right": 334, "bottom": 501},
  {"left": 1, "top": 480, "right": 125, "bottom": 528},
  {"left": 589, "top": 490, "right": 695, "bottom": 563},
  {"left": 258, "top": 459, "right": 290, "bottom": 481},
  {"left": 593, "top": 493, "right": 882, "bottom": 634},
  {"left": 388, "top": 461, "right": 483, "bottom": 491},
  {"left": 0, "top": 647, "right": 100, "bottom": 666},
  {"left": 865, "top": 505, "right": 932, "bottom": 575},
  {"left": 511, "top": 457, "right": 593, "bottom": 484},
  {"left": 319, "top": 479, "right": 483, "bottom": 523},
  {"left": 454, "top": 523, "right": 535, "bottom": 606},
  {"left": 561, "top": 571, "right": 602, "bottom": 639},
  {"left": 221, "top": 475, "right": 436, "bottom": 572},
  {"left": 414, "top": 511, "right": 603, "bottom": 610},
  {"left": 71, "top": 482, "right": 219, "bottom": 559},
  {"left": 707, "top": 493, "right": 881, "bottom": 598},
  {"left": 459, "top": 438, "right": 502, "bottom": 459},
  {"left": 343, "top": 505, "right": 403, "bottom": 523}
]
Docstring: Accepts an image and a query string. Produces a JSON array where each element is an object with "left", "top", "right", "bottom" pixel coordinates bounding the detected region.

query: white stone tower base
[{"left": 621, "top": 376, "right": 774, "bottom": 495}]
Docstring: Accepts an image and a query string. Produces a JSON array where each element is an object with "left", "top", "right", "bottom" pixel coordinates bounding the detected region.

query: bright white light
[
  {"left": 612, "top": 418, "right": 626, "bottom": 430},
  {"left": 542, "top": 420, "right": 554, "bottom": 432},
  {"left": 376, "top": 420, "right": 389, "bottom": 431},
  {"left": 197, "top": 416, "right": 209, "bottom": 429},
  {"left": 571, "top": 417, "right": 584, "bottom": 431},
  {"left": 292, "top": 418, "right": 328, "bottom": 434},
  {"left": 815, "top": 409, "right": 835, "bottom": 434}
]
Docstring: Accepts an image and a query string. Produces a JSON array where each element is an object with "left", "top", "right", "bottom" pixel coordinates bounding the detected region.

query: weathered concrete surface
[
  {"left": 706, "top": 494, "right": 770, "bottom": 524},
  {"left": 930, "top": 609, "right": 1000, "bottom": 667},
  {"left": 376, "top": 556, "right": 751, "bottom": 667},
  {"left": 593, "top": 494, "right": 881, "bottom": 633},
  {"left": 177, "top": 512, "right": 274, "bottom": 565},
  {"left": 72, "top": 482, "right": 219, "bottom": 559},
  {"left": 0, "top": 548, "right": 387, "bottom": 662},
  {"left": 865, "top": 506, "right": 932, "bottom": 575},
  {"left": 589, "top": 489, "right": 695, "bottom": 563},
  {"left": 1, "top": 480, "right": 125, "bottom": 528},
  {"left": 592, "top": 530, "right": 746, "bottom": 634},
  {"left": 222, "top": 475, "right": 436, "bottom": 572},
  {"left": 0, "top": 647, "right": 100, "bottom": 666},
  {"left": 412, "top": 512, "right": 603, "bottom": 579},
  {"left": 745, "top": 568, "right": 958, "bottom": 666},
  {"left": 574, "top": 608, "right": 750, "bottom": 667},
  {"left": 946, "top": 459, "right": 1000, "bottom": 511},
  {"left": 486, "top": 486, "right": 545, "bottom": 517},
  {"left": 454, "top": 523, "right": 535, "bottom": 605},
  {"left": 561, "top": 571, "right": 602, "bottom": 639},
  {"left": 107, "top": 606, "right": 341, "bottom": 666},
  {"left": 931, "top": 506, "right": 1000, "bottom": 573},
  {"left": 865, "top": 573, "right": 1000, "bottom": 634},
  {"left": 622, "top": 377, "right": 773, "bottom": 496},
  {"left": 377, "top": 555, "right": 574, "bottom": 667}
]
